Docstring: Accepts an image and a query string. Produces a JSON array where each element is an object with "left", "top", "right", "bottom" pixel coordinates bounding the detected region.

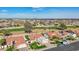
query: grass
[
  {"left": 33, "top": 26, "right": 57, "bottom": 29},
  {"left": 25, "top": 35, "right": 30, "bottom": 41},
  {"left": 6, "top": 46, "right": 15, "bottom": 51},
  {"left": 7, "top": 28, "right": 24, "bottom": 32},
  {"left": 0, "top": 28, "right": 24, "bottom": 33},
  {"left": 0, "top": 25, "right": 79, "bottom": 33},
  {"left": 34, "top": 25, "right": 79, "bottom": 29},
  {"left": 30, "top": 42, "right": 46, "bottom": 49}
]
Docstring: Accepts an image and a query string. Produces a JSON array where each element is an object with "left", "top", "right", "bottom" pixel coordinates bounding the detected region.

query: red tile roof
[
  {"left": 6, "top": 36, "right": 26, "bottom": 47},
  {"left": 72, "top": 29, "right": 79, "bottom": 36},
  {"left": 47, "top": 31, "right": 57, "bottom": 37},
  {"left": 29, "top": 33, "right": 43, "bottom": 40}
]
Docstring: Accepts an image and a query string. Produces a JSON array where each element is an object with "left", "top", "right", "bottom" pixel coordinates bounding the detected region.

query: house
[
  {"left": 43, "top": 33, "right": 49, "bottom": 39},
  {"left": 29, "top": 33, "right": 49, "bottom": 45},
  {"left": 47, "top": 31, "right": 58, "bottom": 37},
  {"left": 67, "top": 32, "right": 77, "bottom": 38},
  {"left": 36, "top": 36, "right": 49, "bottom": 45},
  {"left": 5, "top": 36, "right": 27, "bottom": 49},
  {"left": 58, "top": 30, "right": 69, "bottom": 38},
  {"left": 72, "top": 29, "right": 79, "bottom": 36},
  {"left": 29, "top": 33, "right": 43, "bottom": 41}
]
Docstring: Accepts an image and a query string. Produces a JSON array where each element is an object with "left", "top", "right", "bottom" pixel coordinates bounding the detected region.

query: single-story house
[
  {"left": 5, "top": 36, "right": 27, "bottom": 49},
  {"left": 29, "top": 33, "right": 49, "bottom": 45}
]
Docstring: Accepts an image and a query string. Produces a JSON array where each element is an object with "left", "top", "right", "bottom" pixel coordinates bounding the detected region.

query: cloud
[
  {"left": 32, "top": 7, "right": 44, "bottom": 12},
  {"left": 14, "top": 13, "right": 32, "bottom": 18},
  {"left": 32, "top": 7, "right": 40, "bottom": 8},
  {"left": 0, "top": 13, "right": 11, "bottom": 18},
  {"left": 0, "top": 9, "right": 8, "bottom": 12}
]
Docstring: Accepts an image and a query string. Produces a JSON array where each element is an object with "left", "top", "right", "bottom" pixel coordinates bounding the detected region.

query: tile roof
[
  {"left": 29, "top": 33, "right": 43, "bottom": 40},
  {"left": 72, "top": 29, "right": 79, "bottom": 36},
  {"left": 47, "top": 31, "right": 57, "bottom": 37},
  {"left": 5, "top": 36, "right": 27, "bottom": 48}
]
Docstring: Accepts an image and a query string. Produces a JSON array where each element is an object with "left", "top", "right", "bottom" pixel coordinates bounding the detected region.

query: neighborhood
[{"left": 0, "top": 19, "right": 79, "bottom": 51}]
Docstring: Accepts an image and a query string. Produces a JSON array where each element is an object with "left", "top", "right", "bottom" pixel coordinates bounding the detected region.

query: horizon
[{"left": 0, "top": 7, "right": 79, "bottom": 18}]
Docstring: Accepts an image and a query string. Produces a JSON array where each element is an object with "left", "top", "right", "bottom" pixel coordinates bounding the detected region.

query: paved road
[{"left": 44, "top": 41, "right": 79, "bottom": 51}]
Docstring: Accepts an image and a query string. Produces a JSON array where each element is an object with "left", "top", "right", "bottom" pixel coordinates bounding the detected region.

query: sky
[{"left": 0, "top": 7, "right": 79, "bottom": 18}]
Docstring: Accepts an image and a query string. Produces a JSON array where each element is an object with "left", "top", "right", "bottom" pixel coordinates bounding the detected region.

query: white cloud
[
  {"left": 0, "top": 13, "right": 10, "bottom": 18},
  {"left": 32, "top": 7, "right": 44, "bottom": 12},
  {"left": 32, "top": 7, "right": 40, "bottom": 8},
  {"left": 0, "top": 9, "right": 8, "bottom": 12}
]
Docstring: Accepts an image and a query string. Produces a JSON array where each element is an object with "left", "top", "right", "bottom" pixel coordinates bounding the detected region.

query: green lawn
[
  {"left": 33, "top": 25, "right": 79, "bottom": 30},
  {"left": 30, "top": 42, "right": 46, "bottom": 49},
  {"left": 25, "top": 35, "right": 30, "bottom": 41},
  {"left": 8, "top": 28, "right": 24, "bottom": 32},
  {"left": 0, "top": 25, "right": 79, "bottom": 33},
  {"left": 0, "top": 28, "right": 24, "bottom": 33},
  {"left": 67, "top": 26, "right": 79, "bottom": 28},
  {"left": 6, "top": 46, "right": 15, "bottom": 51}
]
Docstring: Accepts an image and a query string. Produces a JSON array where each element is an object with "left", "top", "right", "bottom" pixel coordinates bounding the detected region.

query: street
[{"left": 44, "top": 41, "right": 79, "bottom": 51}]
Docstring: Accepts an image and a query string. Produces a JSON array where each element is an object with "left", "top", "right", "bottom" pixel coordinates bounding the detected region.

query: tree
[
  {"left": 24, "top": 21, "right": 33, "bottom": 33},
  {"left": 50, "top": 36, "right": 60, "bottom": 41},
  {"left": 0, "top": 39, "right": 6, "bottom": 45},
  {"left": 0, "top": 39, "right": 6, "bottom": 49},
  {"left": 66, "top": 36, "right": 76, "bottom": 41},
  {"left": 58, "top": 23, "right": 67, "bottom": 30},
  {"left": 39, "top": 21, "right": 46, "bottom": 25},
  {"left": 6, "top": 45, "right": 15, "bottom": 51},
  {"left": 54, "top": 23, "right": 59, "bottom": 29},
  {"left": 2, "top": 29, "right": 12, "bottom": 36},
  {"left": 25, "top": 35, "right": 30, "bottom": 41}
]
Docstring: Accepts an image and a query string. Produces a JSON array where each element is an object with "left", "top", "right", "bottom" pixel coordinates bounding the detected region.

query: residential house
[
  {"left": 47, "top": 31, "right": 58, "bottom": 37},
  {"left": 5, "top": 36, "right": 27, "bottom": 49},
  {"left": 29, "top": 33, "right": 49, "bottom": 45}
]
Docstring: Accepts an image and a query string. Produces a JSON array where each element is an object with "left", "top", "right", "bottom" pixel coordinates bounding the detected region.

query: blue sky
[{"left": 0, "top": 7, "right": 79, "bottom": 18}]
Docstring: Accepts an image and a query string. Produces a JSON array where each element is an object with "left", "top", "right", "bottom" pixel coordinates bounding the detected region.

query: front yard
[{"left": 29, "top": 42, "right": 46, "bottom": 49}]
